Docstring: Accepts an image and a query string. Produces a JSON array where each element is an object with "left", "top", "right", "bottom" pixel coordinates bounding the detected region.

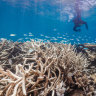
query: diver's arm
[
  {"left": 73, "top": 26, "right": 81, "bottom": 32},
  {"left": 73, "top": 26, "right": 77, "bottom": 31}
]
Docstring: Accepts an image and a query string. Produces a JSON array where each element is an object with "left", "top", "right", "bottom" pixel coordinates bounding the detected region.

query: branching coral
[{"left": 0, "top": 40, "right": 95, "bottom": 96}]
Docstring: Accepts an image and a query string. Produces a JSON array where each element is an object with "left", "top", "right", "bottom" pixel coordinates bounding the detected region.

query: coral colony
[{"left": 0, "top": 39, "right": 96, "bottom": 96}]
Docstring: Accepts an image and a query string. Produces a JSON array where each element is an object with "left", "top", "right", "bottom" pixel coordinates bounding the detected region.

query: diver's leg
[
  {"left": 82, "top": 21, "right": 88, "bottom": 30},
  {"left": 84, "top": 22, "right": 88, "bottom": 30}
]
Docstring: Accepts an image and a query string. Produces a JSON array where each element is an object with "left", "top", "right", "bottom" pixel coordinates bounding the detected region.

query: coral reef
[
  {"left": 0, "top": 39, "right": 95, "bottom": 96},
  {"left": 76, "top": 44, "right": 96, "bottom": 74}
]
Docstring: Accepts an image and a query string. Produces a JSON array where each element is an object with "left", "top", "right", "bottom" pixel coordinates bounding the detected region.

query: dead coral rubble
[{"left": 0, "top": 40, "right": 95, "bottom": 96}]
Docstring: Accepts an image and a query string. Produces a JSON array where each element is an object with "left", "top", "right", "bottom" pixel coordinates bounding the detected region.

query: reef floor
[{"left": 0, "top": 39, "right": 96, "bottom": 96}]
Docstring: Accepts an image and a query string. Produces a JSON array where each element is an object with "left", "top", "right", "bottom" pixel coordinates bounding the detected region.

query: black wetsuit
[
  {"left": 73, "top": 17, "right": 88, "bottom": 32},
  {"left": 73, "top": 0, "right": 88, "bottom": 32}
]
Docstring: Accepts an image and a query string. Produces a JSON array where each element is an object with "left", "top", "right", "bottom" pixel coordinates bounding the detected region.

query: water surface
[{"left": 0, "top": 0, "right": 96, "bottom": 44}]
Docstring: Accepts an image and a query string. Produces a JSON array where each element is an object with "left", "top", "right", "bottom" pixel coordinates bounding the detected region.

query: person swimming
[{"left": 73, "top": 0, "right": 88, "bottom": 32}]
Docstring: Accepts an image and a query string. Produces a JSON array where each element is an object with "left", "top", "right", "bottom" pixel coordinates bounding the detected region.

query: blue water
[{"left": 0, "top": 0, "right": 96, "bottom": 44}]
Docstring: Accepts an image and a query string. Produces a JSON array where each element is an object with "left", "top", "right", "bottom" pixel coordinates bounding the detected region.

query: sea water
[{"left": 0, "top": 0, "right": 96, "bottom": 44}]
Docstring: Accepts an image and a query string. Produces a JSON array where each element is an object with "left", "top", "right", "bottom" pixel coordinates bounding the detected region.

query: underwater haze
[{"left": 0, "top": 0, "right": 96, "bottom": 44}]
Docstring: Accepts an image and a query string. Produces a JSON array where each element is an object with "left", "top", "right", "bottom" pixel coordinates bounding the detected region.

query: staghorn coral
[{"left": 0, "top": 40, "right": 95, "bottom": 96}]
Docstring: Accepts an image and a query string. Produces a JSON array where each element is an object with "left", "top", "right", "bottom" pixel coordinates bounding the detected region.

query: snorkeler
[{"left": 73, "top": 0, "right": 88, "bottom": 32}]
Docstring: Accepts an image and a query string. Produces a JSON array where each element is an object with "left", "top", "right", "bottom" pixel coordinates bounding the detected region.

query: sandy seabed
[{"left": 0, "top": 39, "right": 96, "bottom": 96}]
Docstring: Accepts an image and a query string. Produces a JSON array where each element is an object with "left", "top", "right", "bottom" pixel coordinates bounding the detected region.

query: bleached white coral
[{"left": 56, "top": 81, "right": 66, "bottom": 96}]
